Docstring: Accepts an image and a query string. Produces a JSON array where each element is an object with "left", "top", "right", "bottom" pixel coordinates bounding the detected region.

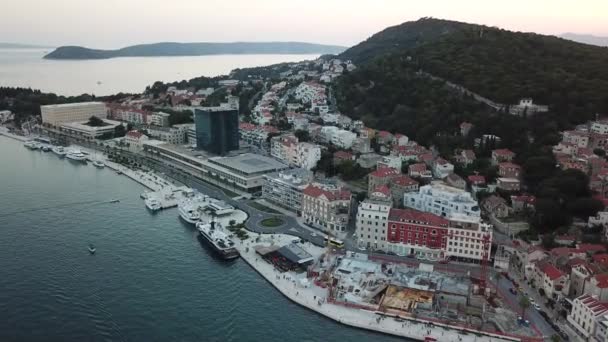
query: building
[
  {"left": 491, "top": 149, "right": 516, "bottom": 165},
  {"left": 482, "top": 195, "right": 510, "bottom": 218},
  {"left": 57, "top": 119, "right": 122, "bottom": 140},
  {"left": 142, "top": 143, "right": 288, "bottom": 193},
  {"left": 592, "top": 121, "right": 608, "bottom": 135},
  {"left": 408, "top": 163, "right": 429, "bottom": 178},
  {"left": 0, "top": 110, "right": 13, "bottom": 123},
  {"left": 498, "top": 162, "right": 521, "bottom": 178},
  {"left": 150, "top": 112, "right": 171, "bottom": 127},
  {"left": 497, "top": 178, "right": 520, "bottom": 192},
  {"left": 124, "top": 130, "right": 149, "bottom": 148},
  {"left": 445, "top": 173, "right": 466, "bottom": 190},
  {"left": 532, "top": 260, "right": 567, "bottom": 300},
  {"left": 41, "top": 102, "right": 107, "bottom": 125},
  {"left": 432, "top": 158, "right": 454, "bottom": 179},
  {"left": 147, "top": 124, "right": 192, "bottom": 145},
  {"left": 390, "top": 175, "right": 419, "bottom": 207},
  {"left": 302, "top": 184, "right": 351, "bottom": 234},
  {"left": 271, "top": 134, "right": 321, "bottom": 170},
  {"left": 355, "top": 190, "right": 393, "bottom": 251},
  {"left": 509, "top": 98, "right": 549, "bottom": 116},
  {"left": 568, "top": 295, "right": 608, "bottom": 341},
  {"left": 194, "top": 107, "right": 239, "bottom": 155},
  {"left": 444, "top": 214, "right": 493, "bottom": 262},
  {"left": 403, "top": 182, "right": 480, "bottom": 218},
  {"left": 262, "top": 168, "right": 313, "bottom": 215},
  {"left": 460, "top": 122, "right": 473, "bottom": 136},
  {"left": 368, "top": 167, "right": 400, "bottom": 193}
]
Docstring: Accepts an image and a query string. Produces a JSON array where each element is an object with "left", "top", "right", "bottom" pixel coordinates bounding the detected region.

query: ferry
[
  {"left": 92, "top": 160, "right": 105, "bottom": 168},
  {"left": 66, "top": 149, "right": 87, "bottom": 162},
  {"left": 145, "top": 198, "right": 162, "bottom": 212},
  {"left": 196, "top": 220, "right": 239, "bottom": 260},
  {"left": 52, "top": 146, "right": 67, "bottom": 157}
]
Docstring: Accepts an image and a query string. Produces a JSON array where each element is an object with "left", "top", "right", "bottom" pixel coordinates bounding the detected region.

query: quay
[{"left": 234, "top": 234, "right": 518, "bottom": 342}]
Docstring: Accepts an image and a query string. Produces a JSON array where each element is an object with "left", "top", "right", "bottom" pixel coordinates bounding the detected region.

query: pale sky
[{"left": 1, "top": 0, "right": 607, "bottom": 48}]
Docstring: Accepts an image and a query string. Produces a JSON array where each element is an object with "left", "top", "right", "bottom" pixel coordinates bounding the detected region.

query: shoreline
[
  {"left": 2, "top": 131, "right": 523, "bottom": 342},
  {"left": 234, "top": 235, "right": 519, "bottom": 342}
]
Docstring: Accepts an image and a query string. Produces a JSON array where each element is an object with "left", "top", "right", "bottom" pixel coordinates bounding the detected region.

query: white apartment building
[
  {"left": 403, "top": 181, "right": 481, "bottom": 218},
  {"left": 320, "top": 126, "right": 356, "bottom": 149},
  {"left": 262, "top": 168, "right": 313, "bottom": 215},
  {"left": 592, "top": 121, "right": 608, "bottom": 135},
  {"left": 147, "top": 124, "right": 192, "bottom": 145},
  {"left": 355, "top": 193, "right": 392, "bottom": 251},
  {"left": 41, "top": 102, "right": 107, "bottom": 125},
  {"left": 295, "top": 82, "right": 326, "bottom": 104},
  {"left": 150, "top": 112, "right": 171, "bottom": 127},
  {"left": 271, "top": 135, "right": 321, "bottom": 170},
  {"left": 445, "top": 214, "right": 492, "bottom": 262},
  {"left": 124, "top": 130, "right": 149, "bottom": 149},
  {"left": 302, "top": 184, "right": 351, "bottom": 234},
  {"left": 568, "top": 295, "right": 608, "bottom": 341}
]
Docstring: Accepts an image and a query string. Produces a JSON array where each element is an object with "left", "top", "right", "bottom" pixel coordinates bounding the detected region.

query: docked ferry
[{"left": 196, "top": 220, "right": 239, "bottom": 260}]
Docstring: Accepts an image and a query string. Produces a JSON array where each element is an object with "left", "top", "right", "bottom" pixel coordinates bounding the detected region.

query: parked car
[{"left": 534, "top": 303, "right": 541, "bottom": 311}]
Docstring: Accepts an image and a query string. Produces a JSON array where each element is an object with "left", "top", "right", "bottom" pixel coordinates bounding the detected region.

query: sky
[{"left": 1, "top": 0, "right": 607, "bottom": 48}]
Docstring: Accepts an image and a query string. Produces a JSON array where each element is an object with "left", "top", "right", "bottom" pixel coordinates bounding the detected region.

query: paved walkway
[{"left": 236, "top": 234, "right": 519, "bottom": 342}]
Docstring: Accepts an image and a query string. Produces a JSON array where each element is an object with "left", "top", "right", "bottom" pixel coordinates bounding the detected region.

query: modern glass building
[{"left": 194, "top": 107, "right": 239, "bottom": 155}]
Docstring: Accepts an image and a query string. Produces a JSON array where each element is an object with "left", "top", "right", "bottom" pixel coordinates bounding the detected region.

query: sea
[
  {"left": 0, "top": 136, "right": 406, "bottom": 341},
  {"left": 0, "top": 48, "right": 318, "bottom": 96}
]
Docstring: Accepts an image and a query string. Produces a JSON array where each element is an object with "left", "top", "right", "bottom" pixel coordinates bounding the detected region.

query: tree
[
  {"left": 519, "top": 296, "right": 530, "bottom": 318},
  {"left": 294, "top": 129, "right": 310, "bottom": 142},
  {"left": 594, "top": 148, "right": 606, "bottom": 157},
  {"left": 87, "top": 115, "right": 105, "bottom": 127},
  {"left": 114, "top": 124, "right": 126, "bottom": 138}
]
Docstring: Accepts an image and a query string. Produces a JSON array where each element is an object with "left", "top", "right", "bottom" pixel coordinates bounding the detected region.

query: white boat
[
  {"left": 196, "top": 220, "right": 239, "bottom": 260},
  {"left": 145, "top": 198, "right": 162, "bottom": 211},
  {"left": 92, "top": 160, "right": 105, "bottom": 168},
  {"left": 52, "top": 146, "right": 67, "bottom": 157},
  {"left": 178, "top": 201, "right": 202, "bottom": 224},
  {"left": 66, "top": 149, "right": 87, "bottom": 162},
  {"left": 41, "top": 144, "right": 52, "bottom": 152},
  {"left": 23, "top": 141, "right": 40, "bottom": 150}
]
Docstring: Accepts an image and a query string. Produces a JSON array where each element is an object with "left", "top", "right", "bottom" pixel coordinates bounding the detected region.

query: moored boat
[
  {"left": 92, "top": 160, "right": 105, "bottom": 168},
  {"left": 145, "top": 198, "right": 162, "bottom": 212},
  {"left": 52, "top": 146, "right": 67, "bottom": 157},
  {"left": 196, "top": 220, "right": 240, "bottom": 260},
  {"left": 66, "top": 149, "right": 87, "bottom": 162}
]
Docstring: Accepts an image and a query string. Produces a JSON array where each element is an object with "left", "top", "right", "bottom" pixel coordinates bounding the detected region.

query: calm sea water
[
  {"left": 0, "top": 135, "right": 404, "bottom": 342},
  {"left": 0, "top": 49, "right": 317, "bottom": 96}
]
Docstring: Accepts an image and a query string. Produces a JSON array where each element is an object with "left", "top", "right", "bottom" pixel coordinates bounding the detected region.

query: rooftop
[
  {"left": 210, "top": 153, "right": 288, "bottom": 175},
  {"left": 41, "top": 101, "right": 104, "bottom": 109}
]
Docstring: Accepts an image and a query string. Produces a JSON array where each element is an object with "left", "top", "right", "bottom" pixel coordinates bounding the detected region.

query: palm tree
[{"left": 519, "top": 296, "right": 531, "bottom": 319}]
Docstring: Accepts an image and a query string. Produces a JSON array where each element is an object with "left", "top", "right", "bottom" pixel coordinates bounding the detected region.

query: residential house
[
  {"left": 482, "top": 195, "right": 510, "bottom": 219},
  {"left": 533, "top": 260, "right": 568, "bottom": 299},
  {"left": 333, "top": 151, "right": 354, "bottom": 165},
  {"left": 408, "top": 163, "right": 431, "bottom": 179},
  {"left": 445, "top": 173, "right": 466, "bottom": 190},
  {"left": 390, "top": 175, "right": 419, "bottom": 207},
  {"left": 368, "top": 167, "right": 400, "bottom": 193},
  {"left": 491, "top": 149, "right": 515, "bottom": 165},
  {"left": 460, "top": 122, "right": 473, "bottom": 136},
  {"left": 511, "top": 195, "right": 536, "bottom": 213},
  {"left": 377, "top": 131, "right": 394, "bottom": 145},
  {"left": 498, "top": 162, "right": 521, "bottom": 178},
  {"left": 124, "top": 130, "right": 149, "bottom": 149},
  {"left": 403, "top": 181, "right": 481, "bottom": 218},
  {"left": 454, "top": 149, "right": 476, "bottom": 166},
  {"left": 497, "top": 178, "right": 520, "bottom": 192},
  {"left": 568, "top": 295, "right": 608, "bottom": 341},
  {"left": 395, "top": 134, "right": 409, "bottom": 146},
  {"left": 432, "top": 158, "right": 454, "bottom": 179}
]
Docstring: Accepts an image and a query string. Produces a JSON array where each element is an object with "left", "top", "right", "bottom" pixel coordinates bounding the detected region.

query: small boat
[
  {"left": 145, "top": 198, "right": 162, "bottom": 211},
  {"left": 41, "top": 145, "right": 52, "bottom": 152},
  {"left": 88, "top": 244, "right": 96, "bottom": 254},
  {"left": 52, "top": 146, "right": 67, "bottom": 157},
  {"left": 93, "top": 160, "right": 105, "bottom": 168},
  {"left": 116, "top": 170, "right": 123, "bottom": 175},
  {"left": 23, "top": 141, "right": 41, "bottom": 150},
  {"left": 109, "top": 199, "right": 120, "bottom": 203}
]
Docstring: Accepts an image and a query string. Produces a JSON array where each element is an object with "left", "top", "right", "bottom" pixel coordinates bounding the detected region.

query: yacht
[
  {"left": 178, "top": 201, "right": 202, "bottom": 224},
  {"left": 66, "top": 149, "right": 87, "bottom": 162},
  {"left": 52, "top": 146, "right": 67, "bottom": 157},
  {"left": 196, "top": 220, "right": 239, "bottom": 260},
  {"left": 145, "top": 198, "right": 162, "bottom": 212},
  {"left": 23, "top": 141, "right": 40, "bottom": 150},
  {"left": 92, "top": 160, "right": 105, "bottom": 168}
]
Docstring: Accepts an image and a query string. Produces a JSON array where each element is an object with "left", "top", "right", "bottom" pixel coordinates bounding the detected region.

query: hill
[
  {"left": 43, "top": 42, "right": 346, "bottom": 60},
  {"left": 336, "top": 18, "right": 608, "bottom": 129},
  {"left": 561, "top": 33, "right": 608, "bottom": 47}
]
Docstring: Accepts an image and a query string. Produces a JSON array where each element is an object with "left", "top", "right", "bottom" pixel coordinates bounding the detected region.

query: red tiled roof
[
  {"left": 126, "top": 130, "right": 144, "bottom": 139},
  {"left": 419, "top": 153, "right": 434, "bottom": 162},
  {"left": 577, "top": 244, "right": 607, "bottom": 253},
  {"left": 303, "top": 184, "right": 351, "bottom": 201},
  {"left": 499, "top": 162, "right": 521, "bottom": 170},
  {"left": 391, "top": 175, "right": 418, "bottom": 187},
  {"left": 468, "top": 175, "right": 486, "bottom": 184},
  {"left": 595, "top": 274, "right": 608, "bottom": 289},
  {"left": 370, "top": 167, "right": 399, "bottom": 178},
  {"left": 537, "top": 261, "right": 563, "bottom": 280},
  {"left": 435, "top": 157, "right": 450, "bottom": 166},
  {"left": 378, "top": 130, "right": 392, "bottom": 138},
  {"left": 409, "top": 163, "right": 427, "bottom": 172},
  {"left": 373, "top": 185, "right": 391, "bottom": 197},
  {"left": 493, "top": 149, "right": 515, "bottom": 157},
  {"left": 388, "top": 208, "right": 449, "bottom": 227},
  {"left": 511, "top": 194, "right": 536, "bottom": 205}
]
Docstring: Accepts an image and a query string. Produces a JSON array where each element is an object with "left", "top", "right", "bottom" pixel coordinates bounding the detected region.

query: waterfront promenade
[{"left": 235, "top": 234, "right": 519, "bottom": 342}]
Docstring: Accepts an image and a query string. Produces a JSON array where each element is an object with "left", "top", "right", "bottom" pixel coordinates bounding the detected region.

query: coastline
[{"left": 2, "top": 131, "right": 521, "bottom": 342}]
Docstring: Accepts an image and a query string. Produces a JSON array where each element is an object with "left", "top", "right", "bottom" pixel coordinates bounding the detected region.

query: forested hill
[
  {"left": 338, "top": 18, "right": 470, "bottom": 64},
  {"left": 336, "top": 18, "right": 608, "bottom": 128},
  {"left": 43, "top": 42, "right": 346, "bottom": 60}
]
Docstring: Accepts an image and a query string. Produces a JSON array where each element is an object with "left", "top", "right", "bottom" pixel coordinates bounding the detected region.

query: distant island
[
  {"left": 43, "top": 42, "right": 346, "bottom": 60},
  {"left": 561, "top": 33, "right": 608, "bottom": 47},
  {"left": 0, "top": 43, "right": 54, "bottom": 49}
]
